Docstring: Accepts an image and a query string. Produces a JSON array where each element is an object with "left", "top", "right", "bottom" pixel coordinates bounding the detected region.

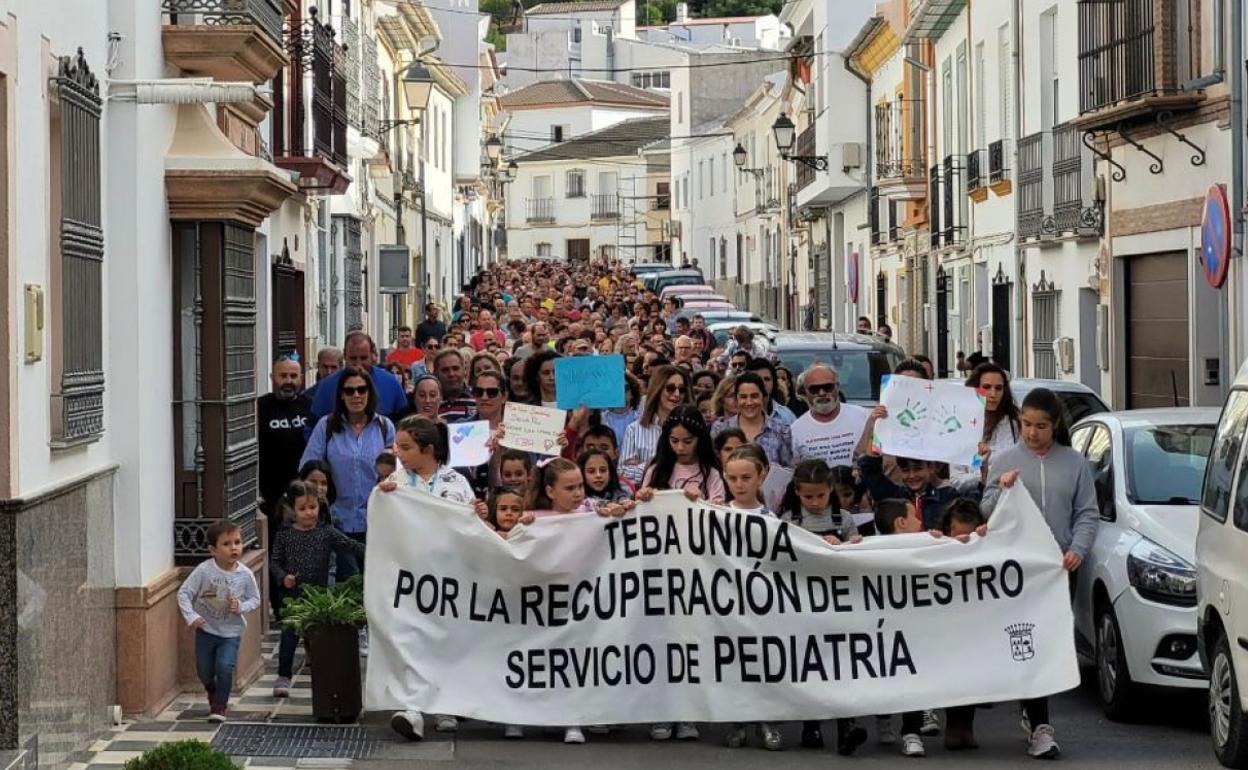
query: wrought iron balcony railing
[
  {"left": 162, "top": 0, "right": 284, "bottom": 46},
  {"left": 526, "top": 198, "right": 555, "bottom": 223},
  {"left": 988, "top": 139, "right": 1009, "bottom": 184},
  {"left": 591, "top": 194, "right": 620, "bottom": 220},
  {"left": 1077, "top": 0, "right": 1199, "bottom": 115},
  {"left": 966, "top": 149, "right": 985, "bottom": 191},
  {"left": 1017, "top": 132, "right": 1044, "bottom": 240}
]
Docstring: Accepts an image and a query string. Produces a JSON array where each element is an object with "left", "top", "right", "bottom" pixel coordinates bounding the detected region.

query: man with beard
[
  {"left": 789, "top": 364, "right": 869, "bottom": 468},
  {"left": 257, "top": 355, "right": 313, "bottom": 538}
]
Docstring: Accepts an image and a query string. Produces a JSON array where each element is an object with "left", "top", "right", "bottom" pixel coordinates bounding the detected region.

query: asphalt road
[{"left": 364, "top": 676, "right": 1219, "bottom": 769}]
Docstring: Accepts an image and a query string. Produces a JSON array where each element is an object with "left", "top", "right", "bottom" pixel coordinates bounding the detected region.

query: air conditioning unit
[
  {"left": 842, "top": 142, "right": 863, "bottom": 171},
  {"left": 1055, "top": 336, "right": 1075, "bottom": 373}
]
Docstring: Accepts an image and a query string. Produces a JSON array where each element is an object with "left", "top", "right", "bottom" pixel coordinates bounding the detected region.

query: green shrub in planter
[
  {"left": 279, "top": 575, "right": 365, "bottom": 634},
  {"left": 122, "top": 740, "right": 238, "bottom": 770},
  {"left": 279, "top": 574, "right": 365, "bottom": 722}
]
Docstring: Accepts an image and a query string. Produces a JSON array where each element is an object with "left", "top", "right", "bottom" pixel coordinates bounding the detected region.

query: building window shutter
[{"left": 51, "top": 48, "right": 105, "bottom": 445}]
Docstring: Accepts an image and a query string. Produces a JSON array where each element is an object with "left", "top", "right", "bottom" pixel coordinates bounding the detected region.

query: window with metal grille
[
  {"left": 50, "top": 49, "right": 105, "bottom": 445},
  {"left": 1031, "top": 273, "right": 1060, "bottom": 379},
  {"left": 566, "top": 169, "right": 586, "bottom": 198}
]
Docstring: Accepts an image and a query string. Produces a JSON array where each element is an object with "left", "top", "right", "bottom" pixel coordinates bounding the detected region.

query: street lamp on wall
[
  {"left": 732, "top": 142, "right": 765, "bottom": 181},
  {"left": 771, "top": 112, "right": 828, "bottom": 172},
  {"left": 505, "top": 159, "right": 518, "bottom": 181},
  {"left": 401, "top": 59, "right": 434, "bottom": 113},
  {"left": 485, "top": 135, "right": 503, "bottom": 164}
]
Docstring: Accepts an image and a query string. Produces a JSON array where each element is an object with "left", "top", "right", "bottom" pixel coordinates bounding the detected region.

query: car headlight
[{"left": 1127, "top": 539, "right": 1197, "bottom": 607}]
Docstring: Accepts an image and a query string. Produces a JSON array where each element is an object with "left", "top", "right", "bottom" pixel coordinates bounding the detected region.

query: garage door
[{"left": 1126, "top": 252, "right": 1189, "bottom": 407}]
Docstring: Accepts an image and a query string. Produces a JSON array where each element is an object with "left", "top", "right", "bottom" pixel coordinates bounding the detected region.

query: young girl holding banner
[{"left": 523, "top": 458, "right": 632, "bottom": 744}]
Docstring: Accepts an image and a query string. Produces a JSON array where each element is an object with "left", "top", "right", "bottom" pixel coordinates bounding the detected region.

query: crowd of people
[{"left": 178, "top": 258, "right": 1099, "bottom": 760}]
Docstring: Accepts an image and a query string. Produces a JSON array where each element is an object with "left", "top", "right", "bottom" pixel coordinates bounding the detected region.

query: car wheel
[
  {"left": 1210, "top": 633, "right": 1248, "bottom": 768},
  {"left": 1095, "top": 603, "right": 1137, "bottom": 720}
]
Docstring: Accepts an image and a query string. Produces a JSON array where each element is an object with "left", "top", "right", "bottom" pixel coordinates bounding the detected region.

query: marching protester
[
  {"left": 250, "top": 257, "right": 1093, "bottom": 759},
  {"left": 982, "top": 388, "right": 1100, "bottom": 760}
]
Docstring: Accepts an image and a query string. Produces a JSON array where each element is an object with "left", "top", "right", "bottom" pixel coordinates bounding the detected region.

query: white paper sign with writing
[
  {"left": 363, "top": 486, "right": 1078, "bottom": 724},
  {"left": 872, "top": 375, "right": 985, "bottom": 466},
  {"left": 500, "top": 403, "right": 566, "bottom": 456},
  {"left": 448, "top": 421, "right": 492, "bottom": 468}
]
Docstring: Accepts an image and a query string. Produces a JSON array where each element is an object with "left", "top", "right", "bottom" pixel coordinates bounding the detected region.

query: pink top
[{"left": 641, "top": 463, "right": 726, "bottom": 504}]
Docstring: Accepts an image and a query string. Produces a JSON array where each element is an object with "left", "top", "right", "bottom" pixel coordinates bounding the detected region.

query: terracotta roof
[
  {"left": 526, "top": 0, "right": 628, "bottom": 14},
  {"left": 500, "top": 79, "right": 669, "bottom": 110},
  {"left": 518, "top": 116, "right": 670, "bottom": 162}
]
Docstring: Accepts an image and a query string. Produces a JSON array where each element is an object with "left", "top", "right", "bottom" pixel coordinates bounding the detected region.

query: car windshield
[
  {"left": 772, "top": 349, "right": 897, "bottom": 403},
  {"left": 1124, "top": 424, "right": 1215, "bottom": 505}
]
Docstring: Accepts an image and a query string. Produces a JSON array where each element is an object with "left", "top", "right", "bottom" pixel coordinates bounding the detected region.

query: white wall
[
  {"left": 505, "top": 103, "right": 666, "bottom": 154},
  {"left": 686, "top": 134, "right": 737, "bottom": 279}
]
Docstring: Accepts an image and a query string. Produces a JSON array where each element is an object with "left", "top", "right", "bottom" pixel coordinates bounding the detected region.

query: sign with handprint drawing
[{"left": 872, "top": 374, "right": 986, "bottom": 466}]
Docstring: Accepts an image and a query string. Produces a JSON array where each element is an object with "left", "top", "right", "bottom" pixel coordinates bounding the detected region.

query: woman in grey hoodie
[{"left": 982, "top": 387, "right": 1099, "bottom": 761}]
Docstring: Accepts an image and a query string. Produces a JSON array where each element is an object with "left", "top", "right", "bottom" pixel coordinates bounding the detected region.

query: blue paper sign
[{"left": 555, "top": 354, "right": 626, "bottom": 410}]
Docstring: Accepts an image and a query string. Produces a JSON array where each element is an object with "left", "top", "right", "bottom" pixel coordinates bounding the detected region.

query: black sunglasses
[
  {"left": 473, "top": 386, "right": 503, "bottom": 398},
  {"left": 342, "top": 385, "right": 370, "bottom": 396},
  {"left": 807, "top": 382, "right": 840, "bottom": 395}
]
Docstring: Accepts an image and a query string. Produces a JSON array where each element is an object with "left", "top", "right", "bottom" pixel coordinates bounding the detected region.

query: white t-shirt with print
[{"left": 790, "top": 403, "right": 870, "bottom": 468}]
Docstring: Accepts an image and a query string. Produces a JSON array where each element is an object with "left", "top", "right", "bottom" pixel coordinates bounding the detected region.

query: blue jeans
[{"left": 195, "top": 629, "right": 241, "bottom": 706}]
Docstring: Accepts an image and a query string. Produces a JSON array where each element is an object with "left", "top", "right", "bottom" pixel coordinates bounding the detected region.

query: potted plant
[
  {"left": 123, "top": 740, "right": 238, "bottom": 769},
  {"left": 280, "top": 575, "right": 366, "bottom": 723}
]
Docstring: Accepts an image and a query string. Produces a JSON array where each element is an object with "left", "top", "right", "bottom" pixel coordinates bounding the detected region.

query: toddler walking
[{"left": 176, "top": 521, "right": 261, "bottom": 722}]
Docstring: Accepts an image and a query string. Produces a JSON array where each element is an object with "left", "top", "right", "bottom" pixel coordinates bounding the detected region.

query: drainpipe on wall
[
  {"left": 1230, "top": 0, "right": 1244, "bottom": 369},
  {"left": 845, "top": 54, "right": 872, "bottom": 330},
  {"left": 1012, "top": 0, "right": 1026, "bottom": 377}
]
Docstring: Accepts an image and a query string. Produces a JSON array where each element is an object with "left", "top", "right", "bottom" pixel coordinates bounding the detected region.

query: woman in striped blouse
[{"left": 618, "top": 365, "right": 690, "bottom": 485}]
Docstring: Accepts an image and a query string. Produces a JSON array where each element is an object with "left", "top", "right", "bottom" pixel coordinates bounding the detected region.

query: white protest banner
[
  {"left": 364, "top": 486, "right": 1079, "bottom": 724},
  {"left": 872, "top": 374, "right": 986, "bottom": 466},
  {"left": 447, "top": 421, "right": 491, "bottom": 467},
  {"left": 500, "top": 402, "right": 566, "bottom": 456}
]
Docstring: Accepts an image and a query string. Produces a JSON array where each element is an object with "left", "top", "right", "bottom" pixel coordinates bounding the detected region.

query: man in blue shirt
[{"left": 309, "top": 331, "right": 408, "bottom": 421}]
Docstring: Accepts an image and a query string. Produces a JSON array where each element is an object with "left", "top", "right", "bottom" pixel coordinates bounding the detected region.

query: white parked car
[
  {"left": 1198, "top": 361, "right": 1248, "bottom": 767},
  {"left": 1071, "top": 409, "right": 1216, "bottom": 720}
]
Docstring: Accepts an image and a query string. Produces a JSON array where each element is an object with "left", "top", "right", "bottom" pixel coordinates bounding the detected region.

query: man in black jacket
[
  {"left": 257, "top": 355, "right": 312, "bottom": 540},
  {"left": 416, "top": 302, "right": 447, "bottom": 349}
]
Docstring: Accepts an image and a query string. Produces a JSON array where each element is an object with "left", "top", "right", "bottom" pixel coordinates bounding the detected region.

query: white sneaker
[
  {"left": 901, "top": 733, "right": 925, "bottom": 757},
  {"left": 920, "top": 709, "right": 940, "bottom": 736},
  {"left": 759, "top": 723, "right": 783, "bottom": 751},
  {"left": 435, "top": 715, "right": 459, "bottom": 733},
  {"left": 725, "top": 725, "right": 748, "bottom": 748},
  {"left": 877, "top": 716, "right": 897, "bottom": 745},
  {"left": 675, "top": 722, "right": 700, "bottom": 741},
  {"left": 503, "top": 724, "right": 524, "bottom": 739},
  {"left": 390, "top": 710, "right": 424, "bottom": 742},
  {"left": 649, "top": 723, "right": 673, "bottom": 741},
  {"left": 272, "top": 677, "right": 292, "bottom": 698},
  {"left": 1028, "top": 724, "right": 1060, "bottom": 759},
  {"left": 358, "top": 627, "right": 370, "bottom": 657},
  {"left": 564, "top": 727, "right": 586, "bottom": 744}
]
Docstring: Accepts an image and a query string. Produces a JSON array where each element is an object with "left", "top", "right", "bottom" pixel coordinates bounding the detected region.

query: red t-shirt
[
  {"left": 470, "top": 329, "right": 506, "bottom": 351},
  {"left": 386, "top": 347, "right": 423, "bottom": 367}
]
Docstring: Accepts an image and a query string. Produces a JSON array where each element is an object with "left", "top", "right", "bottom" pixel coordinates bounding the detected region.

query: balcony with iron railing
[
  {"left": 272, "top": 7, "right": 351, "bottom": 194},
  {"left": 1017, "top": 133, "right": 1044, "bottom": 240},
  {"left": 1076, "top": 0, "right": 1203, "bottom": 129},
  {"left": 1018, "top": 126, "right": 1103, "bottom": 243},
  {"left": 874, "top": 99, "right": 927, "bottom": 199},
  {"left": 161, "top": 0, "right": 289, "bottom": 83},
  {"left": 526, "top": 198, "right": 555, "bottom": 223},
  {"left": 591, "top": 194, "right": 620, "bottom": 220},
  {"left": 966, "top": 148, "right": 985, "bottom": 196}
]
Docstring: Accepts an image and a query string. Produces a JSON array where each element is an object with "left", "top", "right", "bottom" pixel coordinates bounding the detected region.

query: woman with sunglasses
[
  {"left": 299, "top": 366, "right": 396, "bottom": 577},
  {"left": 454, "top": 369, "right": 510, "bottom": 495},
  {"left": 619, "top": 365, "right": 692, "bottom": 485}
]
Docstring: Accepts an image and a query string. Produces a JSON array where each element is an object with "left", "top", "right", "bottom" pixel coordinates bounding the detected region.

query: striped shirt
[{"left": 618, "top": 419, "right": 662, "bottom": 485}]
